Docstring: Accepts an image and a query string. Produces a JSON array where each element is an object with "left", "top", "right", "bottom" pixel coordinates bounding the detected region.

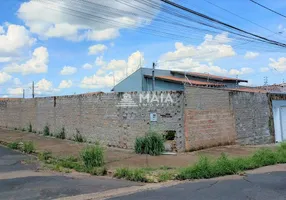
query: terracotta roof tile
[
  {"left": 145, "top": 75, "right": 225, "bottom": 87},
  {"left": 171, "top": 71, "right": 248, "bottom": 82}
]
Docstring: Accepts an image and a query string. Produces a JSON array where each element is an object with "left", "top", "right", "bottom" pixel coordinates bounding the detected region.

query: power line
[
  {"left": 21, "top": 0, "right": 286, "bottom": 51},
  {"left": 250, "top": 0, "right": 286, "bottom": 19},
  {"left": 159, "top": 0, "right": 286, "bottom": 48},
  {"left": 203, "top": 0, "right": 286, "bottom": 39}
]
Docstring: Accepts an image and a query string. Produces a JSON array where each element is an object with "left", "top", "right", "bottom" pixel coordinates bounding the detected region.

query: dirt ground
[{"left": 0, "top": 127, "right": 277, "bottom": 170}]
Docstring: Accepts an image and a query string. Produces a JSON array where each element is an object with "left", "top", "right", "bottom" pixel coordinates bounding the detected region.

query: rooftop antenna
[{"left": 264, "top": 76, "right": 269, "bottom": 92}]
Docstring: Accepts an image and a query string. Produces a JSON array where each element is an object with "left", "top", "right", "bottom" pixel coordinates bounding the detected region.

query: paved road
[
  {"left": 0, "top": 146, "right": 141, "bottom": 200},
  {"left": 109, "top": 172, "right": 286, "bottom": 200}
]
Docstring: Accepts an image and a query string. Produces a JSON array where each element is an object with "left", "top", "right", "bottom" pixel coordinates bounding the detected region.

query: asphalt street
[
  {"left": 109, "top": 171, "right": 286, "bottom": 200},
  {"left": 0, "top": 145, "right": 140, "bottom": 200}
]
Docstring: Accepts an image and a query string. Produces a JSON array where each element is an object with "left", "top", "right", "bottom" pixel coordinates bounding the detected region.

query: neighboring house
[
  {"left": 256, "top": 83, "right": 286, "bottom": 93},
  {"left": 112, "top": 68, "right": 248, "bottom": 92}
]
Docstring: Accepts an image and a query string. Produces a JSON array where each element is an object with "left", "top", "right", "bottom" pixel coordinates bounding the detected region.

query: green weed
[
  {"left": 81, "top": 145, "right": 104, "bottom": 168},
  {"left": 55, "top": 127, "right": 66, "bottom": 139},
  {"left": 43, "top": 125, "right": 50, "bottom": 136},
  {"left": 7, "top": 141, "right": 19, "bottom": 150},
  {"left": 73, "top": 129, "right": 86, "bottom": 143},
  {"left": 135, "top": 132, "right": 165, "bottom": 156},
  {"left": 22, "top": 141, "right": 35, "bottom": 154}
]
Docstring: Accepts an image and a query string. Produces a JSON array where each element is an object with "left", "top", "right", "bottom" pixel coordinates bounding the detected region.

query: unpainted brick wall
[
  {"left": 0, "top": 91, "right": 185, "bottom": 151},
  {"left": 231, "top": 92, "right": 273, "bottom": 144},
  {"left": 184, "top": 87, "right": 236, "bottom": 151}
]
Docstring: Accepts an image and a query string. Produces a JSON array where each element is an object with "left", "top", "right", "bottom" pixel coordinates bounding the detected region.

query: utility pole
[
  {"left": 32, "top": 81, "right": 35, "bottom": 98},
  {"left": 152, "top": 62, "right": 156, "bottom": 91},
  {"left": 23, "top": 89, "right": 25, "bottom": 99},
  {"left": 236, "top": 75, "right": 239, "bottom": 88},
  {"left": 264, "top": 76, "right": 268, "bottom": 86}
]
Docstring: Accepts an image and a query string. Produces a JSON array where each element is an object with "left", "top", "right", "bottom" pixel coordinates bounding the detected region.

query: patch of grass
[
  {"left": 135, "top": 132, "right": 165, "bottom": 156},
  {"left": 114, "top": 168, "right": 148, "bottom": 182},
  {"left": 7, "top": 141, "right": 19, "bottom": 150},
  {"left": 55, "top": 127, "right": 66, "bottom": 139},
  {"left": 73, "top": 129, "right": 86, "bottom": 143},
  {"left": 28, "top": 123, "right": 33, "bottom": 132},
  {"left": 88, "top": 166, "right": 107, "bottom": 176},
  {"left": 22, "top": 141, "right": 35, "bottom": 154},
  {"left": 81, "top": 145, "right": 104, "bottom": 169},
  {"left": 43, "top": 125, "right": 50, "bottom": 136},
  {"left": 38, "top": 151, "right": 53, "bottom": 161},
  {"left": 158, "top": 171, "right": 175, "bottom": 182}
]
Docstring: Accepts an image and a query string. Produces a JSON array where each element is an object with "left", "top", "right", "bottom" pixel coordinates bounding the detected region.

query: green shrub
[
  {"left": 135, "top": 137, "right": 145, "bottom": 154},
  {"left": 7, "top": 141, "right": 19, "bottom": 150},
  {"left": 177, "top": 156, "right": 214, "bottom": 180},
  {"left": 28, "top": 123, "right": 33, "bottom": 132},
  {"left": 135, "top": 132, "right": 165, "bottom": 156},
  {"left": 43, "top": 125, "right": 50, "bottom": 136},
  {"left": 88, "top": 167, "right": 107, "bottom": 176},
  {"left": 22, "top": 141, "right": 35, "bottom": 154},
  {"left": 73, "top": 129, "right": 86, "bottom": 143},
  {"left": 213, "top": 153, "right": 239, "bottom": 176},
  {"left": 114, "top": 168, "right": 147, "bottom": 182},
  {"left": 39, "top": 151, "right": 52, "bottom": 161},
  {"left": 22, "top": 128, "right": 26, "bottom": 132},
  {"left": 55, "top": 127, "right": 66, "bottom": 139},
  {"left": 158, "top": 171, "right": 175, "bottom": 182},
  {"left": 81, "top": 145, "right": 104, "bottom": 168},
  {"left": 251, "top": 148, "right": 278, "bottom": 167}
]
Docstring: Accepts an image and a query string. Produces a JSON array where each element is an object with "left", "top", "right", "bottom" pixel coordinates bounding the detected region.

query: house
[{"left": 112, "top": 68, "right": 248, "bottom": 92}]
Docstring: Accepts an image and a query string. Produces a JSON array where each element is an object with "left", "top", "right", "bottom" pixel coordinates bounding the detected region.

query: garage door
[{"left": 281, "top": 107, "right": 286, "bottom": 141}]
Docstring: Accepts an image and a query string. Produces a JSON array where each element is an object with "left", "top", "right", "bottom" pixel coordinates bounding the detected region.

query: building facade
[{"left": 112, "top": 68, "right": 248, "bottom": 92}]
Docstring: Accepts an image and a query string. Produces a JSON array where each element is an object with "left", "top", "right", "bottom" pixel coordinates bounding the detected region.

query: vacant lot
[{"left": 0, "top": 127, "right": 275, "bottom": 170}]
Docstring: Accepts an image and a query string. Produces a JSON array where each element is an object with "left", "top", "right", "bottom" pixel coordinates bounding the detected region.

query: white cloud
[
  {"left": 269, "top": 57, "right": 286, "bottom": 72},
  {"left": 244, "top": 51, "right": 259, "bottom": 59},
  {"left": 3, "top": 47, "right": 48, "bottom": 75},
  {"left": 81, "top": 51, "right": 144, "bottom": 89},
  {"left": 17, "top": 0, "right": 158, "bottom": 41},
  {"left": 60, "top": 66, "right": 77, "bottom": 75},
  {"left": 160, "top": 32, "right": 236, "bottom": 63},
  {"left": 158, "top": 32, "right": 255, "bottom": 77},
  {"left": 0, "top": 72, "right": 12, "bottom": 84},
  {"left": 13, "top": 78, "right": 21, "bottom": 85},
  {"left": 7, "top": 88, "right": 23, "bottom": 96},
  {"left": 229, "top": 68, "right": 254, "bottom": 76},
  {"left": 0, "top": 24, "right": 35, "bottom": 55},
  {"left": 58, "top": 80, "right": 72, "bottom": 89},
  {"left": 35, "top": 79, "right": 59, "bottom": 94},
  {"left": 0, "top": 26, "right": 4, "bottom": 34},
  {"left": 95, "top": 56, "right": 106, "bottom": 67},
  {"left": 82, "top": 63, "right": 93, "bottom": 69},
  {"left": 260, "top": 67, "right": 270, "bottom": 72},
  {"left": 0, "top": 57, "right": 12, "bottom": 63},
  {"left": 88, "top": 44, "right": 107, "bottom": 55},
  {"left": 86, "top": 29, "right": 120, "bottom": 41}
]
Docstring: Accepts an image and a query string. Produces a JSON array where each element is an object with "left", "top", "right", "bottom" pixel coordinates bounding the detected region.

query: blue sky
[{"left": 0, "top": 0, "right": 286, "bottom": 97}]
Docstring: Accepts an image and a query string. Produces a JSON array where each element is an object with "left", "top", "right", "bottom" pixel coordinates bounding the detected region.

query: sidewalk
[{"left": 0, "top": 127, "right": 275, "bottom": 169}]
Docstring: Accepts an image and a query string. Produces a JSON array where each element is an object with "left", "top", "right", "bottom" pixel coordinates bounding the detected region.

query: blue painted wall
[{"left": 113, "top": 68, "right": 241, "bottom": 92}]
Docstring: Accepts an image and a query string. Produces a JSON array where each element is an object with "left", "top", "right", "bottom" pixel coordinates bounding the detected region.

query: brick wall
[
  {"left": 231, "top": 91, "right": 273, "bottom": 144},
  {"left": 0, "top": 91, "right": 185, "bottom": 151},
  {"left": 0, "top": 88, "right": 274, "bottom": 152},
  {"left": 184, "top": 87, "right": 236, "bottom": 151}
]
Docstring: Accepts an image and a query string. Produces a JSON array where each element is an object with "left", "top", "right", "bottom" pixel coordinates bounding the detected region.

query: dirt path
[{"left": 0, "top": 127, "right": 277, "bottom": 169}]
